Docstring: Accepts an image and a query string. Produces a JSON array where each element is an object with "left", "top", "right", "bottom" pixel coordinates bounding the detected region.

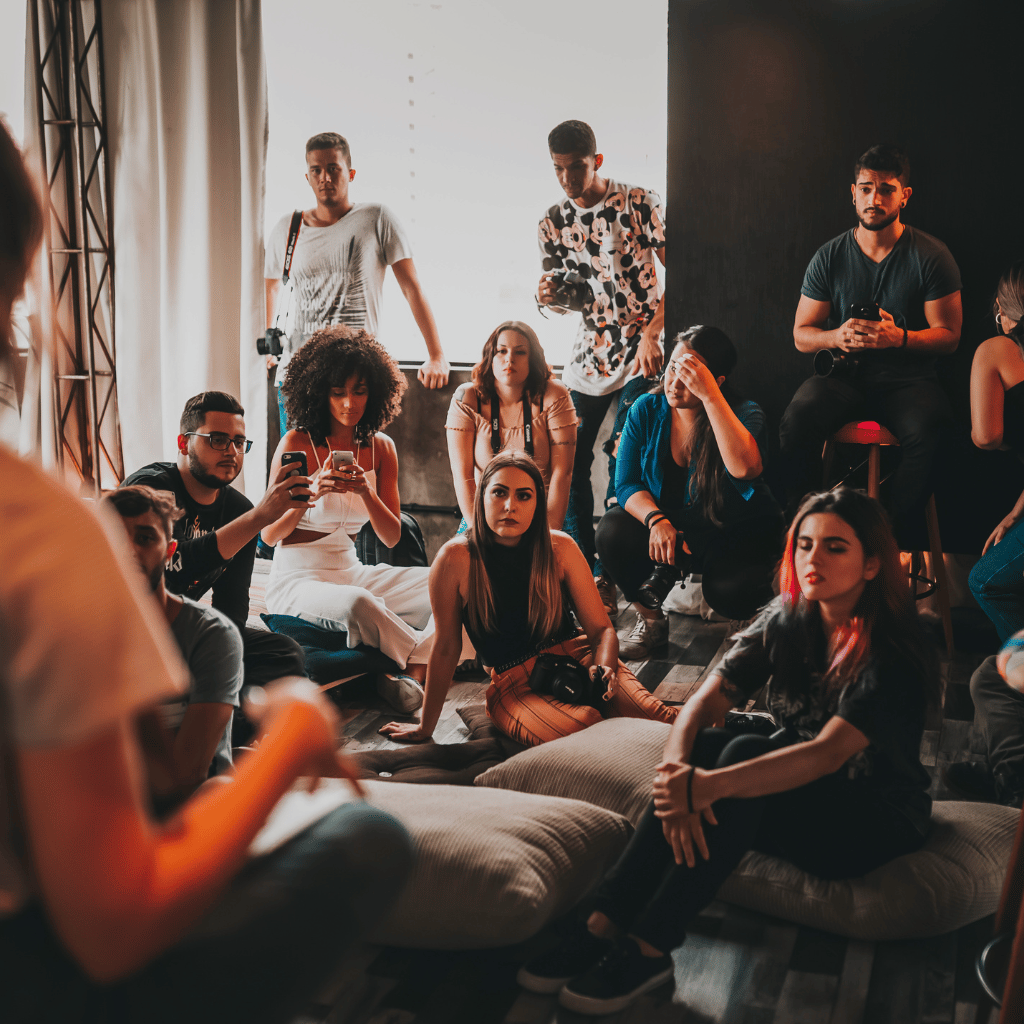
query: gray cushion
[
  {"left": 475, "top": 719, "right": 1019, "bottom": 939},
  {"left": 365, "top": 780, "right": 632, "bottom": 949}
]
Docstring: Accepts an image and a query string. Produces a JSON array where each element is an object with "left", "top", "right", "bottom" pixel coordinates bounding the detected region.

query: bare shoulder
[
  {"left": 434, "top": 536, "right": 472, "bottom": 577},
  {"left": 975, "top": 335, "right": 1022, "bottom": 368},
  {"left": 543, "top": 379, "right": 572, "bottom": 403},
  {"left": 374, "top": 432, "right": 398, "bottom": 457},
  {"left": 452, "top": 381, "right": 478, "bottom": 405},
  {"left": 549, "top": 529, "right": 580, "bottom": 565}
]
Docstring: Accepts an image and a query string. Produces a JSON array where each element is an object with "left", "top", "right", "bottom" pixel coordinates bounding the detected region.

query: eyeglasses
[{"left": 185, "top": 431, "right": 253, "bottom": 453}]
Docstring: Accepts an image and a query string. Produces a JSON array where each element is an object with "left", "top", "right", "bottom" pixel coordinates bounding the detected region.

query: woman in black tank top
[{"left": 380, "top": 452, "right": 677, "bottom": 747}]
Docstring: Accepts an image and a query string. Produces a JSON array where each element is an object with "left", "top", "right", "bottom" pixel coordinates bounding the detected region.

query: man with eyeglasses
[{"left": 124, "top": 391, "right": 314, "bottom": 698}]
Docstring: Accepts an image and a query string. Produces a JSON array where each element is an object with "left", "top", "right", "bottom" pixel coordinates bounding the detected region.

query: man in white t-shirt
[
  {"left": 265, "top": 131, "right": 450, "bottom": 436},
  {"left": 537, "top": 120, "right": 667, "bottom": 608}
]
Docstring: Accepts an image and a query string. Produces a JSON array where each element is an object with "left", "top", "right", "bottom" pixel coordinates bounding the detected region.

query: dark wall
[{"left": 666, "top": 0, "right": 1024, "bottom": 551}]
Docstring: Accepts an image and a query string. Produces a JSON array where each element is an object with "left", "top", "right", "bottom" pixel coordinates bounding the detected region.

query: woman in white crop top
[{"left": 262, "top": 327, "right": 443, "bottom": 702}]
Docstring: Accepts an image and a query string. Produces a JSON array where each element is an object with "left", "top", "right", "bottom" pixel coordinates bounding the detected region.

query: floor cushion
[
  {"left": 261, "top": 612, "right": 399, "bottom": 683},
  {"left": 475, "top": 718, "right": 1018, "bottom": 939}
]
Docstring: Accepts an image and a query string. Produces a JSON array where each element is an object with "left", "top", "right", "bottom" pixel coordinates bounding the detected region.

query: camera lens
[{"left": 637, "top": 563, "right": 680, "bottom": 610}]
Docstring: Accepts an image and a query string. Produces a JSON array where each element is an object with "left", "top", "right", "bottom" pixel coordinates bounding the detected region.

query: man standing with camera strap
[
  {"left": 537, "top": 120, "right": 667, "bottom": 616},
  {"left": 778, "top": 144, "right": 962, "bottom": 548}
]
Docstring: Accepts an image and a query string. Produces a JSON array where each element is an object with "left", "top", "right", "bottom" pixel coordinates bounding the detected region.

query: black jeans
[
  {"left": 234, "top": 627, "right": 307, "bottom": 745},
  {"left": 594, "top": 505, "right": 783, "bottom": 621},
  {"left": 0, "top": 802, "right": 414, "bottom": 1024},
  {"left": 778, "top": 371, "right": 953, "bottom": 547},
  {"left": 592, "top": 728, "right": 926, "bottom": 954},
  {"left": 565, "top": 376, "right": 653, "bottom": 574},
  {"left": 971, "top": 655, "right": 1024, "bottom": 795}
]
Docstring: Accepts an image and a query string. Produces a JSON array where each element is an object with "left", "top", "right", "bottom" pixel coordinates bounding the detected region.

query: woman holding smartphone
[{"left": 262, "top": 326, "right": 441, "bottom": 711}]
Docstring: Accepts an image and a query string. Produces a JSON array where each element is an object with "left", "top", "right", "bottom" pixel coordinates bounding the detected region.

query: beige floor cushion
[
  {"left": 475, "top": 719, "right": 1019, "bottom": 939},
  {"left": 364, "top": 780, "right": 632, "bottom": 949}
]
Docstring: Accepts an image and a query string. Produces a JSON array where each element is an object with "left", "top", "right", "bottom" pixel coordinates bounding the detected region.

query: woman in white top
[
  {"left": 446, "top": 320, "right": 577, "bottom": 530},
  {"left": 262, "top": 327, "right": 437, "bottom": 707}
]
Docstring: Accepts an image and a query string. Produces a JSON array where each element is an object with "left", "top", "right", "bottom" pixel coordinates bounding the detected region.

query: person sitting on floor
[
  {"left": 123, "top": 391, "right": 311, "bottom": 702},
  {"left": 380, "top": 451, "right": 677, "bottom": 748},
  {"left": 518, "top": 487, "right": 937, "bottom": 1016},
  {"left": 595, "top": 325, "right": 783, "bottom": 660},
  {"left": 106, "top": 485, "right": 243, "bottom": 808},
  {"left": 446, "top": 319, "right": 577, "bottom": 531},
  {"left": 0, "top": 117, "right": 413, "bottom": 1024},
  {"left": 261, "top": 325, "right": 444, "bottom": 714}
]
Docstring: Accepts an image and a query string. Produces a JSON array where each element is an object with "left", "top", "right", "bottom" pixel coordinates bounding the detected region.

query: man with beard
[
  {"left": 778, "top": 144, "right": 962, "bottom": 546},
  {"left": 105, "top": 485, "right": 243, "bottom": 803},
  {"left": 123, "top": 391, "right": 312, "bottom": 696}
]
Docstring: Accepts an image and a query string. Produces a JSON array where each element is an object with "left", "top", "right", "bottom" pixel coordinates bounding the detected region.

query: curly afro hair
[{"left": 281, "top": 326, "right": 407, "bottom": 444}]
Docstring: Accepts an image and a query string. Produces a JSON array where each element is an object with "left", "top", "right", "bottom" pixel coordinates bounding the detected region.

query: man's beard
[
  {"left": 188, "top": 450, "right": 234, "bottom": 490},
  {"left": 148, "top": 562, "right": 166, "bottom": 592},
  {"left": 858, "top": 208, "right": 899, "bottom": 232}
]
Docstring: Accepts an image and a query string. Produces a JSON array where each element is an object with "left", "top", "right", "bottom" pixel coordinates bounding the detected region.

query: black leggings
[
  {"left": 595, "top": 505, "right": 782, "bottom": 620},
  {"left": 592, "top": 728, "right": 926, "bottom": 954}
]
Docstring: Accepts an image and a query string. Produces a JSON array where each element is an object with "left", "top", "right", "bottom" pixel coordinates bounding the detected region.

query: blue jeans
[
  {"left": 564, "top": 375, "right": 653, "bottom": 575},
  {"left": 277, "top": 384, "right": 287, "bottom": 437},
  {"left": 969, "top": 518, "right": 1024, "bottom": 642},
  {"left": 0, "top": 802, "right": 414, "bottom": 1024}
]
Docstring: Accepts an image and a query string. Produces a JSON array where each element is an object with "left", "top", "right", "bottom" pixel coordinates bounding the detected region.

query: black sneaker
[
  {"left": 941, "top": 761, "right": 998, "bottom": 803},
  {"left": 516, "top": 925, "right": 613, "bottom": 995},
  {"left": 558, "top": 937, "right": 674, "bottom": 1015}
]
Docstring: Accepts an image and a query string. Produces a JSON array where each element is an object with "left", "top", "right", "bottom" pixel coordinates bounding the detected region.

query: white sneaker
[
  {"left": 617, "top": 613, "right": 668, "bottom": 660},
  {"left": 661, "top": 574, "right": 727, "bottom": 621},
  {"left": 376, "top": 673, "right": 424, "bottom": 714}
]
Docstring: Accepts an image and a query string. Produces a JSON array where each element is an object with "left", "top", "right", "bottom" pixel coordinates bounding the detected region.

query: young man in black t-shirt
[
  {"left": 778, "top": 144, "right": 962, "bottom": 546},
  {"left": 123, "top": 391, "right": 314, "bottom": 691}
]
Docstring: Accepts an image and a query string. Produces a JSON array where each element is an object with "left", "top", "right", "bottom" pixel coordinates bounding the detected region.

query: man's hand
[
  {"left": 265, "top": 354, "right": 279, "bottom": 370},
  {"left": 839, "top": 307, "right": 904, "bottom": 350},
  {"left": 418, "top": 355, "right": 450, "bottom": 390},
  {"left": 649, "top": 518, "right": 679, "bottom": 565},
  {"left": 254, "top": 462, "right": 315, "bottom": 525},
  {"left": 630, "top": 323, "right": 664, "bottom": 377},
  {"left": 537, "top": 272, "right": 559, "bottom": 307}
]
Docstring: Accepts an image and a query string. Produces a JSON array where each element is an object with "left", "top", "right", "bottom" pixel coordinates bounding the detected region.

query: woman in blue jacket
[{"left": 596, "top": 326, "right": 783, "bottom": 658}]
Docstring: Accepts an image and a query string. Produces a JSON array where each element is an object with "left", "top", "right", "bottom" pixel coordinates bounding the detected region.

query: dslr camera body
[
  {"left": 257, "top": 327, "right": 285, "bottom": 357},
  {"left": 548, "top": 268, "right": 593, "bottom": 312},
  {"left": 527, "top": 653, "right": 608, "bottom": 712},
  {"left": 813, "top": 302, "right": 880, "bottom": 378}
]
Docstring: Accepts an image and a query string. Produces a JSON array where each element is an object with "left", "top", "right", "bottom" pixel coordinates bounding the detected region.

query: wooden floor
[{"left": 246, "top": 564, "right": 1005, "bottom": 1024}]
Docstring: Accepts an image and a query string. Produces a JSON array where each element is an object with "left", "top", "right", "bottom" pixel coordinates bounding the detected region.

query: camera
[
  {"left": 637, "top": 562, "right": 681, "bottom": 610},
  {"left": 549, "top": 268, "right": 592, "bottom": 312},
  {"left": 257, "top": 327, "right": 285, "bottom": 357},
  {"left": 813, "top": 301, "right": 880, "bottom": 378},
  {"left": 527, "top": 653, "right": 607, "bottom": 711}
]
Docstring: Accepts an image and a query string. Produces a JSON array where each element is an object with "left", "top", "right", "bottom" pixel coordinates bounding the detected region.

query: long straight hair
[
  {"left": 651, "top": 325, "right": 739, "bottom": 525},
  {"left": 778, "top": 488, "right": 938, "bottom": 703},
  {"left": 471, "top": 321, "right": 552, "bottom": 404},
  {"left": 465, "top": 451, "right": 563, "bottom": 641}
]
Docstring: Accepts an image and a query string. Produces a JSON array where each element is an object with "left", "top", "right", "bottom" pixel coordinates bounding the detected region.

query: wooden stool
[{"left": 821, "top": 420, "right": 955, "bottom": 660}]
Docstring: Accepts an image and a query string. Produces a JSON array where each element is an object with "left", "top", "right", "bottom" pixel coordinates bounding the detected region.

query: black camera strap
[
  {"left": 491, "top": 392, "right": 534, "bottom": 457},
  {"left": 281, "top": 210, "right": 303, "bottom": 284}
]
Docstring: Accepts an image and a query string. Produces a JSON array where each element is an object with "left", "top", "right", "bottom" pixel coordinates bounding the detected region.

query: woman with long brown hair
[
  {"left": 519, "top": 488, "right": 938, "bottom": 1015},
  {"left": 380, "top": 450, "right": 676, "bottom": 747}
]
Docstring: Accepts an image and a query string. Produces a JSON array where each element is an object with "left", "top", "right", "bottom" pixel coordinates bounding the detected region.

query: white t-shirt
[
  {"left": 538, "top": 179, "right": 666, "bottom": 396},
  {"left": 265, "top": 204, "right": 413, "bottom": 383},
  {"left": 0, "top": 443, "right": 187, "bottom": 917}
]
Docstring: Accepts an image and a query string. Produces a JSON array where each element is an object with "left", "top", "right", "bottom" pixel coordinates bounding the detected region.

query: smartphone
[
  {"left": 848, "top": 302, "right": 881, "bottom": 322},
  {"left": 332, "top": 450, "right": 355, "bottom": 470},
  {"left": 281, "top": 451, "right": 308, "bottom": 478}
]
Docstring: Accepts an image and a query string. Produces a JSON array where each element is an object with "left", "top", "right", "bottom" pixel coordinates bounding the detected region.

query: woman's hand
[
  {"left": 984, "top": 512, "right": 1019, "bottom": 554},
  {"left": 649, "top": 518, "right": 679, "bottom": 565},
  {"left": 378, "top": 719, "right": 433, "bottom": 744},
  {"left": 660, "top": 809, "right": 719, "bottom": 867},
  {"left": 673, "top": 352, "right": 722, "bottom": 405},
  {"left": 653, "top": 761, "right": 719, "bottom": 866},
  {"left": 592, "top": 663, "right": 619, "bottom": 703}
]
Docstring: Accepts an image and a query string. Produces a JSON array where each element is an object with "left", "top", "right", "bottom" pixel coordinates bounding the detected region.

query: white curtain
[{"left": 103, "top": 0, "right": 269, "bottom": 497}]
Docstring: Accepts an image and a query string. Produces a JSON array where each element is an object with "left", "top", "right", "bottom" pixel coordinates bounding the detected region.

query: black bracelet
[
  {"left": 686, "top": 765, "right": 695, "bottom": 814},
  {"left": 901, "top": 327, "right": 908, "bottom": 349},
  {"left": 645, "top": 509, "right": 667, "bottom": 529}
]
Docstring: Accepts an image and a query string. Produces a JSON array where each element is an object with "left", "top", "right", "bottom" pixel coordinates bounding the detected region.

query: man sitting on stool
[{"left": 778, "top": 144, "right": 961, "bottom": 547}]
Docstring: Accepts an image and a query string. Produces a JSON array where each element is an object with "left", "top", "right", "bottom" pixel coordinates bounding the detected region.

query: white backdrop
[{"left": 104, "top": 0, "right": 268, "bottom": 497}]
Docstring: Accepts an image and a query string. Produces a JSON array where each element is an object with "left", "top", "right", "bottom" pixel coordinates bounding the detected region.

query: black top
[
  {"left": 462, "top": 541, "right": 577, "bottom": 670},
  {"left": 1004, "top": 380, "right": 1024, "bottom": 458},
  {"left": 122, "top": 462, "right": 256, "bottom": 633},
  {"left": 801, "top": 225, "right": 961, "bottom": 378},
  {"left": 658, "top": 452, "right": 690, "bottom": 511},
  {"left": 716, "top": 598, "right": 933, "bottom": 837}
]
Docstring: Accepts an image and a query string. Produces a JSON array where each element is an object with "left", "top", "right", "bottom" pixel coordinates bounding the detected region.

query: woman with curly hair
[
  {"left": 446, "top": 321, "right": 576, "bottom": 530},
  {"left": 262, "top": 326, "right": 437, "bottom": 711}
]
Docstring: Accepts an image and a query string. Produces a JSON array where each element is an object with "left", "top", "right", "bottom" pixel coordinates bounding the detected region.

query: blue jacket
[{"left": 615, "top": 392, "right": 773, "bottom": 516}]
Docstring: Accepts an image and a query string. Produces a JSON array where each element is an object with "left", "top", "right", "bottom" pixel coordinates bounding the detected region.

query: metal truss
[{"left": 29, "top": 0, "right": 122, "bottom": 492}]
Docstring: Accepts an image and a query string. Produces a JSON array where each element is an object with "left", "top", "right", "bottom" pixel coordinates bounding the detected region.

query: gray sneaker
[
  {"left": 617, "top": 613, "right": 668, "bottom": 660},
  {"left": 376, "top": 673, "right": 425, "bottom": 714}
]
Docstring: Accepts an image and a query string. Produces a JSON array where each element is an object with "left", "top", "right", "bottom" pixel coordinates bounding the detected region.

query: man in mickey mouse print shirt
[{"left": 538, "top": 119, "right": 667, "bottom": 607}]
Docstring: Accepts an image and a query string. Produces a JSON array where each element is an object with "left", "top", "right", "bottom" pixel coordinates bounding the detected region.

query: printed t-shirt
[
  {"left": 0, "top": 443, "right": 187, "bottom": 917},
  {"left": 800, "top": 226, "right": 961, "bottom": 377},
  {"left": 539, "top": 180, "right": 666, "bottom": 397},
  {"left": 265, "top": 203, "right": 413, "bottom": 382}
]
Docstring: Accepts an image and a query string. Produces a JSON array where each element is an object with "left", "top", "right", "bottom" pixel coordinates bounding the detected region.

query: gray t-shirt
[
  {"left": 166, "top": 596, "right": 244, "bottom": 777},
  {"left": 800, "top": 225, "right": 961, "bottom": 376},
  {"left": 265, "top": 203, "right": 413, "bottom": 382}
]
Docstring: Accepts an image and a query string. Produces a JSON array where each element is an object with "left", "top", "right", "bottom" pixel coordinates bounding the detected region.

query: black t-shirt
[
  {"left": 801, "top": 225, "right": 961, "bottom": 378},
  {"left": 122, "top": 463, "right": 257, "bottom": 633},
  {"left": 716, "top": 599, "right": 933, "bottom": 836}
]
